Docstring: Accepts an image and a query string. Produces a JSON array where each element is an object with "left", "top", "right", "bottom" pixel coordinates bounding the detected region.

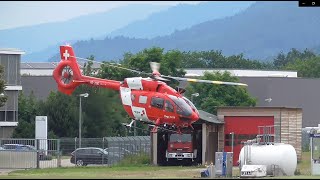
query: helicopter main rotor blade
[
  {"left": 153, "top": 76, "right": 170, "bottom": 82},
  {"left": 71, "top": 56, "right": 152, "bottom": 76},
  {"left": 161, "top": 75, "right": 248, "bottom": 86}
]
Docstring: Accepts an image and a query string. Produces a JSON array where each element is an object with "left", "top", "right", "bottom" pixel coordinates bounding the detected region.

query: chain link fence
[
  {"left": 302, "top": 128, "right": 311, "bottom": 152},
  {"left": 105, "top": 136, "right": 151, "bottom": 165}
]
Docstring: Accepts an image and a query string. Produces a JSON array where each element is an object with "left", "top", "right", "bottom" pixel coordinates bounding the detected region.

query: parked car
[
  {"left": 1, "top": 144, "right": 47, "bottom": 160},
  {"left": 70, "top": 147, "right": 108, "bottom": 166},
  {"left": 104, "top": 147, "right": 131, "bottom": 158}
]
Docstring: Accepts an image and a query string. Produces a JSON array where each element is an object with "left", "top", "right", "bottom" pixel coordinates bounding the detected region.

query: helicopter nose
[{"left": 191, "top": 111, "right": 200, "bottom": 122}]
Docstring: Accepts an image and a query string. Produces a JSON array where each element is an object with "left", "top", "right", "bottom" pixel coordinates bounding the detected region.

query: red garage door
[{"left": 224, "top": 116, "right": 274, "bottom": 166}]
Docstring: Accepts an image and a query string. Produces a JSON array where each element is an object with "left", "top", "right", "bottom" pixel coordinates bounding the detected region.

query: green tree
[
  {"left": 78, "top": 87, "right": 127, "bottom": 138},
  {"left": 12, "top": 92, "right": 39, "bottom": 138},
  {"left": 161, "top": 50, "right": 185, "bottom": 77},
  {"left": 41, "top": 91, "right": 78, "bottom": 137},
  {"left": 185, "top": 71, "right": 257, "bottom": 114},
  {"left": 180, "top": 50, "right": 274, "bottom": 69},
  {"left": 285, "top": 56, "right": 320, "bottom": 78},
  {"left": 180, "top": 51, "right": 207, "bottom": 68},
  {"left": 274, "top": 48, "right": 317, "bottom": 68},
  {"left": 98, "top": 47, "right": 186, "bottom": 81},
  {"left": 82, "top": 55, "right": 95, "bottom": 76},
  {"left": 0, "top": 65, "right": 7, "bottom": 106}
]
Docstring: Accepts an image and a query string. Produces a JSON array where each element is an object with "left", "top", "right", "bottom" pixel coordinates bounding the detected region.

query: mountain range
[
  {"left": 106, "top": 1, "right": 254, "bottom": 39},
  {"left": 0, "top": 4, "right": 170, "bottom": 61},
  {"left": 3, "top": 1, "right": 253, "bottom": 62},
  {"left": 48, "top": 1, "right": 320, "bottom": 62}
]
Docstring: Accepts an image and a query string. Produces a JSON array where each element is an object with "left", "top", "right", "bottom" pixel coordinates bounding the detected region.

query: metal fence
[
  {"left": 0, "top": 138, "right": 60, "bottom": 169},
  {"left": 105, "top": 136, "right": 151, "bottom": 165},
  {"left": 59, "top": 136, "right": 150, "bottom": 167},
  {"left": 302, "top": 129, "right": 311, "bottom": 152},
  {"left": 0, "top": 136, "right": 151, "bottom": 169}
]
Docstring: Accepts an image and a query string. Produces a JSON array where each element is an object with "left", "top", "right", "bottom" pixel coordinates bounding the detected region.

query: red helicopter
[{"left": 53, "top": 45, "right": 247, "bottom": 134}]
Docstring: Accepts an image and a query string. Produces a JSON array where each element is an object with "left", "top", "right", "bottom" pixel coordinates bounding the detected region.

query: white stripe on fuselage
[
  {"left": 120, "top": 85, "right": 151, "bottom": 122},
  {"left": 120, "top": 87, "right": 132, "bottom": 106},
  {"left": 131, "top": 106, "right": 150, "bottom": 122},
  {"left": 126, "top": 77, "right": 143, "bottom": 90}
]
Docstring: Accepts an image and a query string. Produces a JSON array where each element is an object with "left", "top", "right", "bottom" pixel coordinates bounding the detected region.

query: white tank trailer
[{"left": 238, "top": 143, "right": 297, "bottom": 176}]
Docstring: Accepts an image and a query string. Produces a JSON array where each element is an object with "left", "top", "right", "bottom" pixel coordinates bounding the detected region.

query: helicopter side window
[
  {"left": 165, "top": 100, "right": 174, "bottom": 112},
  {"left": 139, "top": 96, "right": 147, "bottom": 104},
  {"left": 151, "top": 97, "right": 164, "bottom": 109},
  {"left": 131, "top": 94, "right": 136, "bottom": 101}
]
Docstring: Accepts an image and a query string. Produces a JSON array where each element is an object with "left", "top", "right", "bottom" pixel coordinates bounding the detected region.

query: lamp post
[
  {"left": 230, "top": 132, "right": 234, "bottom": 154},
  {"left": 191, "top": 93, "right": 199, "bottom": 103},
  {"left": 79, "top": 93, "right": 89, "bottom": 148}
]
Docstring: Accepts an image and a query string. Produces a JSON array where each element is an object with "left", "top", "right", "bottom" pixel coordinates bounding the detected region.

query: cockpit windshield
[
  {"left": 168, "top": 95, "right": 193, "bottom": 117},
  {"left": 182, "top": 96, "right": 198, "bottom": 114}
]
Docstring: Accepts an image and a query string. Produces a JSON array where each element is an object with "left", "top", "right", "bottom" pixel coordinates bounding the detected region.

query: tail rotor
[
  {"left": 61, "top": 65, "right": 74, "bottom": 85},
  {"left": 53, "top": 45, "right": 83, "bottom": 95}
]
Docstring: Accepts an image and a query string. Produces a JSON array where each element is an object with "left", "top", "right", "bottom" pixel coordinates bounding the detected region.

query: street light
[
  {"left": 191, "top": 93, "right": 199, "bottom": 103},
  {"left": 230, "top": 132, "right": 234, "bottom": 155},
  {"left": 79, "top": 93, "right": 89, "bottom": 148}
]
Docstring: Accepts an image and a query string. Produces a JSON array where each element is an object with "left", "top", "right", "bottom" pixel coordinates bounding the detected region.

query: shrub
[{"left": 116, "top": 152, "right": 150, "bottom": 166}]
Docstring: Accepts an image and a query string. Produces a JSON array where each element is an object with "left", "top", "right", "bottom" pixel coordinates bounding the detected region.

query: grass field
[
  {"left": 0, "top": 165, "right": 203, "bottom": 179},
  {"left": 1, "top": 151, "right": 319, "bottom": 179}
]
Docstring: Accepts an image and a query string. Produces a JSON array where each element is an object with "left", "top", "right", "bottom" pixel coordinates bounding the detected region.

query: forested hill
[
  {"left": 49, "top": 1, "right": 320, "bottom": 62},
  {"left": 28, "top": 1, "right": 252, "bottom": 62},
  {"left": 1, "top": 4, "right": 169, "bottom": 61},
  {"left": 107, "top": 1, "right": 253, "bottom": 39}
]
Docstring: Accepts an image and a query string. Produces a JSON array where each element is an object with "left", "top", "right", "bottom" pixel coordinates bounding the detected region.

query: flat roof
[
  {"left": 197, "top": 110, "right": 224, "bottom": 124},
  {"left": 21, "top": 62, "right": 100, "bottom": 69},
  {"left": 184, "top": 69, "right": 297, "bottom": 77},
  {"left": 217, "top": 106, "right": 302, "bottom": 110},
  {"left": 0, "top": 48, "right": 25, "bottom": 55}
]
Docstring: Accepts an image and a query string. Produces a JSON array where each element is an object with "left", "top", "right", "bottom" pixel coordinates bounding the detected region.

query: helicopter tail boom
[{"left": 53, "top": 45, "right": 120, "bottom": 95}]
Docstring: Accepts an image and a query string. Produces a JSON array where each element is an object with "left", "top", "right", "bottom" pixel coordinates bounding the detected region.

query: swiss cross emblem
[
  {"left": 63, "top": 50, "right": 70, "bottom": 60},
  {"left": 141, "top": 110, "right": 145, "bottom": 116}
]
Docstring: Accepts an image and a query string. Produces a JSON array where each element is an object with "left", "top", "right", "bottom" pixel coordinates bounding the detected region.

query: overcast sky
[{"left": 0, "top": 1, "right": 203, "bottom": 30}]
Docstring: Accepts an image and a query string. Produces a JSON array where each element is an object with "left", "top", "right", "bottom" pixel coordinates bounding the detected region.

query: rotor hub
[
  {"left": 63, "top": 71, "right": 70, "bottom": 79},
  {"left": 60, "top": 65, "right": 73, "bottom": 85}
]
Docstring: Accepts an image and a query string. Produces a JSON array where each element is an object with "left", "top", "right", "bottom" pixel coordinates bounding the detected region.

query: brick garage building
[{"left": 217, "top": 107, "right": 302, "bottom": 166}]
